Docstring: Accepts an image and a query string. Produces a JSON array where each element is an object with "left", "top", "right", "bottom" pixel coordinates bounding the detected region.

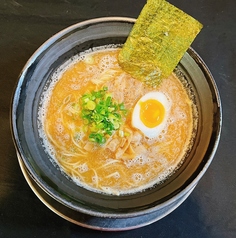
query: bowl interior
[{"left": 12, "top": 17, "right": 221, "bottom": 218}]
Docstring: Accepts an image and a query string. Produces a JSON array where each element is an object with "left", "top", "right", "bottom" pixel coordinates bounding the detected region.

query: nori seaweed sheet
[{"left": 118, "top": 0, "right": 203, "bottom": 87}]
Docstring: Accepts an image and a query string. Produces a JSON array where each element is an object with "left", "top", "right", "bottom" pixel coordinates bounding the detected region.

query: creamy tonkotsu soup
[{"left": 39, "top": 46, "right": 196, "bottom": 195}]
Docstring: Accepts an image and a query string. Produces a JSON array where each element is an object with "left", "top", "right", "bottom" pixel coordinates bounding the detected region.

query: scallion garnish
[{"left": 79, "top": 87, "right": 127, "bottom": 145}]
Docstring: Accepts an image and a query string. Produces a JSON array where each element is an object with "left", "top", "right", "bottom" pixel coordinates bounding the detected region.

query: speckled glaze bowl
[{"left": 11, "top": 17, "right": 222, "bottom": 230}]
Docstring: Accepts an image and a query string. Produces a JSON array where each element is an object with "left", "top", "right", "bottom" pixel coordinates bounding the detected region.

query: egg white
[{"left": 132, "top": 92, "right": 171, "bottom": 139}]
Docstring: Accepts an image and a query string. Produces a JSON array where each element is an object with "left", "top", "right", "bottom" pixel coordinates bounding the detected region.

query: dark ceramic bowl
[{"left": 11, "top": 17, "right": 222, "bottom": 225}]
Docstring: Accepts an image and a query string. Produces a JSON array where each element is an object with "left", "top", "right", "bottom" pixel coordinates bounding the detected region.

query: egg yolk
[{"left": 139, "top": 99, "right": 165, "bottom": 128}]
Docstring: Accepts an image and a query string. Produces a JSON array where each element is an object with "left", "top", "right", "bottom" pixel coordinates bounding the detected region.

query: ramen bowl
[{"left": 11, "top": 17, "right": 221, "bottom": 230}]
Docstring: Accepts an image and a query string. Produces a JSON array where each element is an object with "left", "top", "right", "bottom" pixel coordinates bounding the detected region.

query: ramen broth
[{"left": 39, "top": 46, "right": 196, "bottom": 195}]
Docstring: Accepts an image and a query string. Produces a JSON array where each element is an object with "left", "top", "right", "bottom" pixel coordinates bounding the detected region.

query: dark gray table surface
[{"left": 0, "top": 0, "right": 235, "bottom": 237}]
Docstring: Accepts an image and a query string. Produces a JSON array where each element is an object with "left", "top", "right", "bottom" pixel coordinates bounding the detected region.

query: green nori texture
[{"left": 118, "top": 0, "right": 203, "bottom": 87}]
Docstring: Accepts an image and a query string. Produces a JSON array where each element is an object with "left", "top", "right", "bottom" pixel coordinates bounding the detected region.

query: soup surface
[{"left": 39, "top": 46, "right": 195, "bottom": 195}]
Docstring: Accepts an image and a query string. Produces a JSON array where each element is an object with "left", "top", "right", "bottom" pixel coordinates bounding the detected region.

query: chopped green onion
[
  {"left": 86, "top": 100, "right": 96, "bottom": 110},
  {"left": 89, "top": 133, "right": 106, "bottom": 144},
  {"left": 79, "top": 87, "right": 127, "bottom": 145}
]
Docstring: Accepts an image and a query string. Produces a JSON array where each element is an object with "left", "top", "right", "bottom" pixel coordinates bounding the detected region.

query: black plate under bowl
[{"left": 11, "top": 17, "right": 222, "bottom": 220}]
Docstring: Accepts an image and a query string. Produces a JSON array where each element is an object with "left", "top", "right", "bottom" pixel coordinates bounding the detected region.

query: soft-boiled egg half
[{"left": 132, "top": 92, "right": 171, "bottom": 139}]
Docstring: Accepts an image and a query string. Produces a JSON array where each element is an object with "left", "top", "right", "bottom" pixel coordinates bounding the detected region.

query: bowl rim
[{"left": 11, "top": 16, "right": 222, "bottom": 219}]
